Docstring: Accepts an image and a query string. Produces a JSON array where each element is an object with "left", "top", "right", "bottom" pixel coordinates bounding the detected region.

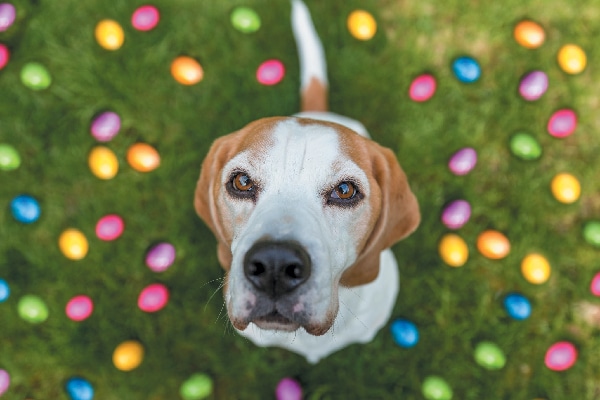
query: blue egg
[
  {"left": 503, "top": 293, "right": 531, "bottom": 320},
  {"left": 452, "top": 56, "right": 481, "bottom": 83},
  {"left": 390, "top": 318, "right": 419, "bottom": 348},
  {"left": 10, "top": 194, "right": 41, "bottom": 224},
  {"left": 0, "top": 279, "right": 9, "bottom": 303},
  {"left": 65, "top": 377, "right": 94, "bottom": 400}
]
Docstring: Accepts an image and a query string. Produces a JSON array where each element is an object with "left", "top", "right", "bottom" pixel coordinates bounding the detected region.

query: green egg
[
  {"left": 583, "top": 221, "right": 600, "bottom": 247},
  {"left": 231, "top": 7, "right": 261, "bottom": 33},
  {"left": 510, "top": 132, "right": 542, "bottom": 160},
  {"left": 18, "top": 295, "right": 49, "bottom": 324},
  {"left": 474, "top": 341, "right": 506, "bottom": 370},
  {"left": 0, "top": 144, "right": 21, "bottom": 171},
  {"left": 422, "top": 376, "right": 453, "bottom": 400},
  {"left": 180, "top": 373, "right": 213, "bottom": 400},
  {"left": 20, "top": 62, "right": 52, "bottom": 90}
]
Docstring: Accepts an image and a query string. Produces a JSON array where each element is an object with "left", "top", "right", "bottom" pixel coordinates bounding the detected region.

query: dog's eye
[
  {"left": 233, "top": 173, "right": 254, "bottom": 191},
  {"left": 227, "top": 172, "right": 257, "bottom": 200},
  {"left": 332, "top": 181, "right": 356, "bottom": 200}
]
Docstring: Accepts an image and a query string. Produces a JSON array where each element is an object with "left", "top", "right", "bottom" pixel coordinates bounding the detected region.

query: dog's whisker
[
  {"left": 339, "top": 298, "right": 368, "bottom": 329},
  {"left": 204, "top": 280, "right": 226, "bottom": 311}
]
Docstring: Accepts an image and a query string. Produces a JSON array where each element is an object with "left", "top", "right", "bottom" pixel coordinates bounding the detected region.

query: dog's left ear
[{"left": 340, "top": 143, "right": 420, "bottom": 287}]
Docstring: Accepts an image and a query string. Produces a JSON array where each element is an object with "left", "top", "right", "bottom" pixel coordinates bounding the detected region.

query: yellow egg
[
  {"left": 477, "top": 230, "right": 510, "bottom": 259},
  {"left": 551, "top": 173, "right": 580, "bottom": 204},
  {"left": 171, "top": 56, "right": 204, "bottom": 85},
  {"left": 347, "top": 10, "right": 377, "bottom": 41},
  {"left": 58, "top": 228, "right": 89, "bottom": 260},
  {"left": 113, "top": 340, "right": 144, "bottom": 371},
  {"left": 557, "top": 44, "right": 586, "bottom": 74},
  {"left": 521, "top": 253, "right": 551, "bottom": 284},
  {"left": 89, "top": 146, "right": 119, "bottom": 180},
  {"left": 439, "top": 233, "right": 469, "bottom": 267},
  {"left": 513, "top": 20, "right": 545, "bottom": 49},
  {"left": 95, "top": 19, "right": 125, "bottom": 50},
  {"left": 127, "top": 143, "right": 160, "bottom": 172}
]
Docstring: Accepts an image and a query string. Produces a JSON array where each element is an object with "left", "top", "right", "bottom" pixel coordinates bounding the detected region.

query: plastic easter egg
[
  {"left": 0, "top": 43, "right": 9, "bottom": 70},
  {"left": 90, "top": 111, "right": 121, "bottom": 142},
  {"left": 503, "top": 293, "right": 531, "bottom": 320},
  {"left": 65, "top": 377, "right": 94, "bottom": 400},
  {"left": 590, "top": 272, "right": 600, "bottom": 296},
  {"left": 390, "top": 318, "right": 419, "bottom": 348},
  {"left": 521, "top": 253, "right": 551, "bottom": 284},
  {"left": 547, "top": 109, "right": 576, "bottom": 138},
  {"left": 474, "top": 341, "right": 506, "bottom": 370},
  {"left": 409, "top": 74, "right": 436, "bottom": 102},
  {"left": 18, "top": 294, "right": 49, "bottom": 323},
  {"left": 275, "top": 377, "right": 302, "bottom": 400},
  {"left": 0, "top": 369, "right": 9, "bottom": 397},
  {"left": 448, "top": 147, "right": 477, "bottom": 175},
  {"left": 583, "top": 221, "right": 600, "bottom": 247},
  {"left": 96, "top": 214, "right": 124, "bottom": 241},
  {"left": 95, "top": 19, "right": 124, "bottom": 50},
  {"left": 257, "top": 59, "right": 285, "bottom": 86},
  {"left": 347, "top": 10, "right": 377, "bottom": 41},
  {"left": 180, "top": 373, "right": 213, "bottom": 400},
  {"left": 514, "top": 20, "right": 545, "bottom": 49},
  {"left": 557, "top": 44, "right": 586, "bottom": 75},
  {"left": 65, "top": 295, "right": 94, "bottom": 322},
  {"left": 20, "top": 62, "right": 52, "bottom": 90},
  {"left": 88, "top": 146, "right": 119, "bottom": 180},
  {"left": 551, "top": 173, "right": 580, "bottom": 204},
  {"left": 127, "top": 143, "right": 160, "bottom": 172},
  {"left": 171, "top": 56, "right": 204, "bottom": 85},
  {"left": 422, "top": 376, "right": 453, "bottom": 400},
  {"left": 510, "top": 133, "right": 542, "bottom": 160},
  {"left": 10, "top": 194, "right": 41, "bottom": 224},
  {"left": 231, "top": 6, "right": 261, "bottom": 33},
  {"left": 0, "top": 144, "right": 20, "bottom": 170},
  {"left": 113, "top": 340, "right": 144, "bottom": 371},
  {"left": 441, "top": 200, "right": 471, "bottom": 230},
  {"left": 0, "top": 279, "right": 9, "bottom": 303},
  {"left": 519, "top": 71, "right": 548, "bottom": 101},
  {"left": 439, "top": 233, "right": 468, "bottom": 267},
  {"left": 0, "top": 3, "right": 16, "bottom": 32},
  {"left": 145, "top": 242, "right": 176, "bottom": 272},
  {"left": 476, "top": 230, "right": 510, "bottom": 260},
  {"left": 131, "top": 5, "right": 160, "bottom": 31},
  {"left": 138, "top": 283, "right": 169, "bottom": 313},
  {"left": 452, "top": 56, "right": 481, "bottom": 83},
  {"left": 545, "top": 341, "right": 577, "bottom": 371},
  {"left": 59, "top": 228, "right": 89, "bottom": 260}
]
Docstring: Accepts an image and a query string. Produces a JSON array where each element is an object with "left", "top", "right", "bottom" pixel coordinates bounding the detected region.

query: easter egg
[
  {"left": 180, "top": 373, "right": 213, "bottom": 400},
  {"left": 452, "top": 56, "right": 481, "bottom": 83},
  {"left": 519, "top": 71, "right": 548, "bottom": 101},
  {"left": 0, "top": 369, "right": 9, "bottom": 397},
  {"left": 409, "top": 74, "right": 436, "bottom": 102},
  {"left": 448, "top": 147, "right": 477, "bottom": 176},
  {"left": 390, "top": 318, "right": 419, "bottom": 348},
  {"left": 0, "top": 43, "right": 9, "bottom": 70},
  {"left": 275, "top": 377, "right": 302, "bottom": 400},
  {"left": 547, "top": 109, "right": 576, "bottom": 138},
  {"left": 65, "top": 377, "right": 94, "bottom": 400},
  {"left": 10, "top": 194, "right": 41, "bottom": 224},
  {"left": 0, "top": 143, "right": 20, "bottom": 170},
  {"left": 347, "top": 10, "right": 377, "bottom": 41},
  {"left": 521, "top": 253, "right": 551, "bottom": 284},
  {"left": 476, "top": 230, "right": 510, "bottom": 260},
  {"left": 0, "top": 279, "right": 9, "bottom": 303},
  {"left": 590, "top": 272, "right": 600, "bottom": 296},
  {"left": 96, "top": 214, "right": 124, "bottom": 241},
  {"left": 231, "top": 6, "right": 261, "bottom": 34},
  {"left": 441, "top": 200, "right": 471, "bottom": 230},
  {"left": 59, "top": 228, "right": 89, "bottom": 260},
  {"left": 88, "top": 146, "right": 119, "bottom": 180},
  {"left": 127, "top": 143, "right": 160, "bottom": 172},
  {"left": 551, "top": 173, "right": 580, "bottom": 204},
  {"left": 0, "top": 3, "right": 16, "bottom": 32},
  {"left": 131, "top": 5, "right": 160, "bottom": 31},
  {"left": 20, "top": 62, "right": 52, "bottom": 90},
  {"left": 583, "top": 221, "right": 600, "bottom": 247},
  {"left": 438, "top": 233, "right": 468, "bottom": 267},
  {"left": 65, "top": 295, "right": 94, "bottom": 322},
  {"left": 510, "top": 133, "right": 542, "bottom": 160},
  {"left": 257, "top": 59, "right": 285, "bottom": 86},
  {"left": 422, "top": 376, "right": 453, "bottom": 400},
  {"left": 145, "top": 242, "right": 176, "bottom": 272},
  {"left": 474, "top": 341, "right": 506, "bottom": 370},
  {"left": 95, "top": 19, "right": 124, "bottom": 50},
  {"left": 513, "top": 20, "right": 545, "bottom": 49},
  {"left": 90, "top": 111, "right": 121, "bottom": 142},
  {"left": 503, "top": 293, "right": 531, "bottom": 320},
  {"left": 18, "top": 294, "right": 49, "bottom": 323},
  {"left": 138, "top": 283, "right": 169, "bottom": 313},
  {"left": 545, "top": 341, "right": 577, "bottom": 371},
  {"left": 171, "top": 56, "right": 204, "bottom": 85},
  {"left": 113, "top": 340, "right": 144, "bottom": 371},
  {"left": 557, "top": 44, "right": 586, "bottom": 75}
]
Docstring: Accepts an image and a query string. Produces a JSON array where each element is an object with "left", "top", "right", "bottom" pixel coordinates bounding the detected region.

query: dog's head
[{"left": 194, "top": 117, "right": 419, "bottom": 336}]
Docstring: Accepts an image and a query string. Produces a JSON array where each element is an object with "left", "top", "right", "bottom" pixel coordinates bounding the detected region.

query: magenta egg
[
  {"left": 95, "top": 214, "right": 124, "bottom": 241},
  {"left": 0, "top": 3, "right": 16, "bottom": 32},
  {"left": 145, "top": 242, "right": 176, "bottom": 272},
  {"left": 545, "top": 341, "right": 577, "bottom": 371},
  {"left": 132, "top": 5, "right": 160, "bottom": 31},
  {"left": 519, "top": 70, "right": 548, "bottom": 101},
  {"left": 257, "top": 59, "right": 285, "bottom": 85},
  {"left": 91, "top": 111, "right": 121, "bottom": 142},
  {"left": 448, "top": 147, "right": 477, "bottom": 175},
  {"left": 441, "top": 200, "right": 471, "bottom": 230},
  {"left": 138, "top": 283, "right": 169, "bottom": 312},
  {"left": 0, "top": 44, "right": 9, "bottom": 70},
  {"left": 591, "top": 272, "right": 600, "bottom": 296},
  {"left": 66, "top": 295, "right": 94, "bottom": 321},
  {"left": 409, "top": 74, "right": 436, "bottom": 102},
  {"left": 275, "top": 377, "right": 302, "bottom": 400},
  {"left": 547, "top": 109, "right": 577, "bottom": 138}
]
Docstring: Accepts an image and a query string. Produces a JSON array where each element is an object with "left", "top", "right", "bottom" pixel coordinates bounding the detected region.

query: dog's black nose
[{"left": 243, "top": 241, "right": 311, "bottom": 298}]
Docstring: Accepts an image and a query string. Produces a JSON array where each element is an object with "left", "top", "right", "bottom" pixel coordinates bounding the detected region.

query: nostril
[
  {"left": 285, "top": 263, "right": 304, "bottom": 279},
  {"left": 248, "top": 262, "right": 266, "bottom": 276}
]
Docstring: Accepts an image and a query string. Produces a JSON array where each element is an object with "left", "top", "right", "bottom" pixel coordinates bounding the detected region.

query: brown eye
[
  {"left": 233, "top": 173, "right": 254, "bottom": 191},
  {"left": 332, "top": 181, "right": 356, "bottom": 200}
]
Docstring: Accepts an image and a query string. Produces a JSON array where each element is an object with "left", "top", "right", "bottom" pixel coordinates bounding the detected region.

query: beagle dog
[{"left": 194, "top": 0, "right": 420, "bottom": 363}]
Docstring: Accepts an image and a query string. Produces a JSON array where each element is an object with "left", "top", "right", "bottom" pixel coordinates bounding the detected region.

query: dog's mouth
[{"left": 252, "top": 311, "right": 301, "bottom": 332}]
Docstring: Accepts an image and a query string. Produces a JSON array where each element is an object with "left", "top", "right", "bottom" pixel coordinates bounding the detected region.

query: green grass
[{"left": 1, "top": 0, "right": 600, "bottom": 398}]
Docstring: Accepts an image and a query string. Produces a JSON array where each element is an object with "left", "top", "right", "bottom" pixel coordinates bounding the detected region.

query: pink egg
[
  {"left": 0, "top": 43, "right": 9, "bottom": 70},
  {"left": 145, "top": 242, "right": 176, "bottom": 272},
  {"left": 547, "top": 109, "right": 577, "bottom": 138},
  {"left": 257, "top": 59, "right": 285, "bottom": 85},
  {"left": 591, "top": 272, "right": 600, "bottom": 296},
  {"left": 65, "top": 295, "right": 94, "bottom": 321},
  {"left": 441, "top": 200, "right": 471, "bottom": 230},
  {"left": 95, "top": 214, "right": 124, "bottom": 241},
  {"left": 519, "top": 70, "right": 548, "bottom": 101},
  {"left": 409, "top": 74, "right": 436, "bottom": 102},
  {"left": 545, "top": 341, "right": 577, "bottom": 371},
  {"left": 0, "top": 3, "right": 16, "bottom": 32},
  {"left": 132, "top": 5, "right": 160, "bottom": 31},
  {"left": 448, "top": 147, "right": 477, "bottom": 176},
  {"left": 138, "top": 283, "right": 169, "bottom": 313},
  {"left": 91, "top": 111, "right": 121, "bottom": 142},
  {"left": 0, "top": 369, "right": 9, "bottom": 397},
  {"left": 275, "top": 377, "right": 302, "bottom": 400}
]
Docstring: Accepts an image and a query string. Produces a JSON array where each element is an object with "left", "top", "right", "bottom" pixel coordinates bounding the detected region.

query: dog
[{"left": 194, "top": 0, "right": 420, "bottom": 364}]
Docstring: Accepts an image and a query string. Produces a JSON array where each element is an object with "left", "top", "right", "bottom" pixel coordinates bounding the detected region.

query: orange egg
[
  {"left": 127, "top": 143, "right": 160, "bottom": 172},
  {"left": 521, "top": 253, "right": 551, "bottom": 284},
  {"left": 113, "top": 340, "right": 144, "bottom": 371},
  {"left": 557, "top": 44, "right": 587, "bottom": 74},
  {"left": 89, "top": 146, "right": 119, "bottom": 180},
  {"left": 58, "top": 228, "right": 89, "bottom": 260},
  {"left": 438, "top": 233, "right": 469, "bottom": 267},
  {"left": 347, "top": 10, "right": 377, "bottom": 41},
  {"left": 171, "top": 56, "right": 204, "bottom": 85},
  {"left": 476, "top": 230, "right": 510, "bottom": 259},
  {"left": 551, "top": 173, "right": 580, "bottom": 204},
  {"left": 95, "top": 19, "right": 125, "bottom": 50},
  {"left": 514, "top": 20, "right": 545, "bottom": 49}
]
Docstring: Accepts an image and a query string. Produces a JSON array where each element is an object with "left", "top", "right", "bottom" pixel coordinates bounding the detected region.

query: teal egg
[
  {"left": 0, "top": 144, "right": 21, "bottom": 171},
  {"left": 474, "top": 341, "right": 506, "bottom": 370},
  {"left": 20, "top": 62, "right": 52, "bottom": 90},
  {"left": 583, "top": 221, "right": 600, "bottom": 247},
  {"left": 422, "top": 376, "right": 453, "bottom": 400},
  {"left": 510, "top": 133, "right": 542, "bottom": 160},
  {"left": 231, "top": 7, "right": 261, "bottom": 33},
  {"left": 18, "top": 295, "right": 49, "bottom": 323}
]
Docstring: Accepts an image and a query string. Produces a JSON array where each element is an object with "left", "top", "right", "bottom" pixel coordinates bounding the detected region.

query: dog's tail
[{"left": 291, "top": 0, "right": 328, "bottom": 112}]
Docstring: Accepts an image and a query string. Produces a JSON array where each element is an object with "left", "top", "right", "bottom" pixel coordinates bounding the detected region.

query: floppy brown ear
[{"left": 340, "top": 143, "right": 420, "bottom": 287}]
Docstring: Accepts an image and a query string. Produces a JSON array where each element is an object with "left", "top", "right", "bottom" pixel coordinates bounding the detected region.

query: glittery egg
[
  {"left": 89, "top": 146, "right": 119, "bottom": 179},
  {"left": 131, "top": 5, "right": 160, "bottom": 31},
  {"left": 550, "top": 173, "right": 580, "bottom": 204},
  {"left": 127, "top": 143, "right": 160, "bottom": 172},
  {"left": 59, "top": 228, "right": 89, "bottom": 260},
  {"left": 113, "top": 340, "right": 144, "bottom": 371},
  {"left": 545, "top": 341, "right": 577, "bottom": 371},
  {"left": 441, "top": 200, "right": 471, "bottom": 230},
  {"left": 439, "top": 233, "right": 468, "bottom": 267},
  {"left": 90, "top": 111, "right": 121, "bottom": 142},
  {"left": 519, "top": 70, "right": 548, "bottom": 101},
  {"left": 257, "top": 59, "right": 285, "bottom": 86},
  {"left": 513, "top": 20, "right": 545, "bottom": 49},
  {"left": 138, "top": 283, "right": 169, "bottom": 313},
  {"left": 95, "top": 19, "right": 124, "bottom": 50},
  {"left": 521, "top": 253, "right": 551, "bottom": 284},
  {"left": 145, "top": 242, "right": 176, "bottom": 272},
  {"left": 347, "top": 10, "right": 377, "bottom": 41},
  {"left": 448, "top": 147, "right": 477, "bottom": 176},
  {"left": 476, "top": 230, "right": 510, "bottom": 260},
  {"left": 452, "top": 56, "right": 481, "bottom": 83},
  {"left": 409, "top": 74, "right": 436, "bottom": 102},
  {"left": 171, "top": 56, "right": 204, "bottom": 85},
  {"left": 547, "top": 109, "right": 577, "bottom": 138},
  {"left": 557, "top": 44, "right": 586, "bottom": 74},
  {"left": 96, "top": 214, "right": 124, "bottom": 241},
  {"left": 65, "top": 295, "right": 94, "bottom": 322}
]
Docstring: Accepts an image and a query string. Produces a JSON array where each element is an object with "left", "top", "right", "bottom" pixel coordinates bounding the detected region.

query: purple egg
[
  {"left": 145, "top": 242, "right": 176, "bottom": 272},
  {"left": 519, "top": 70, "right": 548, "bottom": 101},
  {"left": 275, "top": 377, "right": 302, "bottom": 400},
  {"left": 448, "top": 147, "right": 477, "bottom": 176},
  {"left": 441, "top": 200, "right": 471, "bottom": 229},
  {"left": 547, "top": 109, "right": 577, "bottom": 138},
  {"left": 90, "top": 111, "right": 121, "bottom": 142},
  {"left": 0, "top": 3, "right": 16, "bottom": 32},
  {"left": 0, "top": 369, "right": 9, "bottom": 397}
]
